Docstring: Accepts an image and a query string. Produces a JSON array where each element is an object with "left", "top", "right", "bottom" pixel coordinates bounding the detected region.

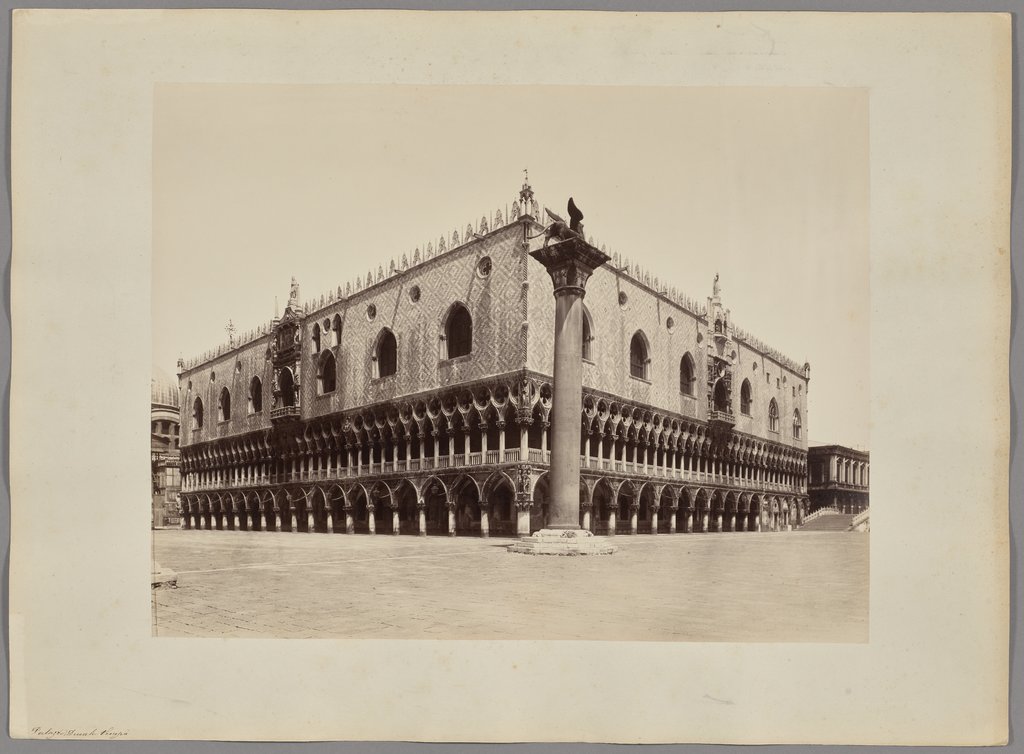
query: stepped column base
[{"left": 507, "top": 528, "right": 617, "bottom": 556}]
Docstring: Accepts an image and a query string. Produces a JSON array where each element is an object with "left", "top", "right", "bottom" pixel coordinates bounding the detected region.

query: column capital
[
  {"left": 514, "top": 499, "right": 534, "bottom": 512},
  {"left": 530, "top": 238, "right": 611, "bottom": 298}
]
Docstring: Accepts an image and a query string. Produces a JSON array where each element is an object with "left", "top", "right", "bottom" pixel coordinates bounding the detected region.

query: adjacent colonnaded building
[
  {"left": 807, "top": 445, "right": 870, "bottom": 515},
  {"left": 152, "top": 365, "right": 182, "bottom": 528},
  {"left": 176, "top": 181, "right": 811, "bottom": 538}
]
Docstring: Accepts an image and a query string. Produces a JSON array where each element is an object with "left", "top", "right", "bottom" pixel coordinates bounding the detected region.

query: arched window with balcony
[
  {"left": 713, "top": 379, "right": 729, "bottom": 412},
  {"left": 249, "top": 376, "right": 263, "bottom": 414},
  {"left": 318, "top": 351, "right": 337, "bottom": 394},
  {"left": 793, "top": 409, "right": 802, "bottom": 439},
  {"left": 679, "top": 352, "right": 695, "bottom": 395},
  {"left": 375, "top": 328, "right": 398, "bottom": 378},
  {"left": 444, "top": 303, "right": 473, "bottom": 359},
  {"left": 311, "top": 323, "right": 321, "bottom": 353},
  {"left": 629, "top": 331, "right": 650, "bottom": 380},
  {"left": 582, "top": 304, "right": 594, "bottom": 362},
  {"left": 279, "top": 367, "right": 296, "bottom": 408},
  {"left": 768, "top": 398, "right": 779, "bottom": 433},
  {"left": 192, "top": 397, "right": 204, "bottom": 430},
  {"left": 218, "top": 387, "right": 231, "bottom": 422},
  {"left": 332, "top": 314, "right": 342, "bottom": 347},
  {"left": 740, "top": 379, "right": 752, "bottom": 415}
]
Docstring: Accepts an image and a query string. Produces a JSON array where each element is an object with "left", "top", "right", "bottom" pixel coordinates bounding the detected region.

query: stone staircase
[{"left": 798, "top": 512, "right": 856, "bottom": 532}]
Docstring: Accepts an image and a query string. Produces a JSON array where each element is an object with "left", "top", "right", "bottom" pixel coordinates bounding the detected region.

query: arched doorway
[
  {"left": 394, "top": 480, "right": 420, "bottom": 535},
  {"left": 452, "top": 477, "right": 481, "bottom": 537},
  {"left": 592, "top": 478, "right": 614, "bottom": 535},
  {"left": 310, "top": 487, "right": 330, "bottom": 533}
]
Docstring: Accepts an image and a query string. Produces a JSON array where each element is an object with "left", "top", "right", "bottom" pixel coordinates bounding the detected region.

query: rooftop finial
[
  {"left": 713, "top": 272, "right": 721, "bottom": 298},
  {"left": 225, "top": 319, "right": 236, "bottom": 346},
  {"left": 287, "top": 276, "right": 300, "bottom": 310},
  {"left": 519, "top": 168, "right": 534, "bottom": 207}
]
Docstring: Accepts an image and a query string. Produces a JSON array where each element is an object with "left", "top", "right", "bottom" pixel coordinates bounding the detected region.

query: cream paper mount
[{"left": 9, "top": 10, "right": 1010, "bottom": 744}]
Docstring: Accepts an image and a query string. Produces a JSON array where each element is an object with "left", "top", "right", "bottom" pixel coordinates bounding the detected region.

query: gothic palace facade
[{"left": 177, "top": 184, "right": 811, "bottom": 538}]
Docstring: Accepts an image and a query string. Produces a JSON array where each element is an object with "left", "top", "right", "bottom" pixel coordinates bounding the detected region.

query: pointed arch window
[
  {"left": 582, "top": 305, "right": 595, "bottom": 362},
  {"left": 629, "top": 331, "right": 650, "bottom": 380},
  {"left": 444, "top": 303, "right": 473, "bottom": 359},
  {"left": 792, "top": 409, "right": 802, "bottom": 439},
  {"left": 679, "top": 352, "right": 695, "bottom": 395},
  {"left": 375, "top": 329, "right": 398, "bottom": 378},
  {"left": 311, "top": 323, "right": 321, "bottom": 353},
  {"left": 740, "top": 379, "right": 752, "bottom": 415},
  {"left": 332, "top": 314, "right": 342, "bottom": 347},
  {"left": 768, "top": 398, "right": 779, "bottom": 433},
  {"left": 218, "top": 387, "right": 231, "bottom": 422},
  {"left": 192, "top": 397, "right": 204, "bottom": 430},
  {"left": 713, "top": 379, "right": 729, "bottom": 412},
  {"left": 278, "top": 368, "right": 297, "bottom": 407},
  {"left": 318, "top": 351, "right": 337, "bottom": 394},
  {"left": 249, "top": 376, "right": 263, "bottom": 414}
]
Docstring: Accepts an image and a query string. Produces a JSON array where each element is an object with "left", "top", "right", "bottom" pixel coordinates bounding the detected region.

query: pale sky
[{"left": 153, "top": 84, "right": 869, "bottom": 449}]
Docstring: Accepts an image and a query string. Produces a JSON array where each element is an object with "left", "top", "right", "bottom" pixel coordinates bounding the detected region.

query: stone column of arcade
[{"left": 508, "top": 232, "right": 616, "bottom": 555}]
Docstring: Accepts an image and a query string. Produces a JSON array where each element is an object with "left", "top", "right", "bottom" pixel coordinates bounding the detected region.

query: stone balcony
[
  {"left": 708, "top": 409, "right": 735, "bottom": 431},
  {"left": 270, "top": 405, "right": 301, "bottom": 423}
]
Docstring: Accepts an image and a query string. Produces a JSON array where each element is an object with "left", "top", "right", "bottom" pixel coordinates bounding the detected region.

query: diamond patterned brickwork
[
  {"left": 525, "top": 242, "right": 808, "bottom": 451},
  {"left": 178, "top": 336, "right": 275, "bottom": 448},
  {"left": 180, "top": 217, "right": 808, "bottom": 454},
  {"left": 300, "top": 224, "right": 528, "bottom": 419}
]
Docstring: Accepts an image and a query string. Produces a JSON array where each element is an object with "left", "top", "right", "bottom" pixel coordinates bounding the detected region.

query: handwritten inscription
[{"left": 31, "top": 727, "right": 128, "bottom": 739}]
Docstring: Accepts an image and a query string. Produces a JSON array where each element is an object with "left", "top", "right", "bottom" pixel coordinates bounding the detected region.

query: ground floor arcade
[{"left": 178, "top": 466, "right": 808, "bottom": 538}]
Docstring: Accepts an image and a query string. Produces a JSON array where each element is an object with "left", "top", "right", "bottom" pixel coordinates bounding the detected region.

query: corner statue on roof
[{"left": 531, "top": 197, "right": 587, "bottom": 247}]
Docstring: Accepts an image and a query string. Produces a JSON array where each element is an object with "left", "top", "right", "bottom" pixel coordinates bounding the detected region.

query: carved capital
[{"left": 530, "top": 238, "right": 611, "bottom": 298}]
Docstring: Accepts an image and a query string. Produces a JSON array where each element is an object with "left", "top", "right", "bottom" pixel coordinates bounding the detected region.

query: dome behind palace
[{"left": 152, "top": 364, "right": 179, "bottom": 408}]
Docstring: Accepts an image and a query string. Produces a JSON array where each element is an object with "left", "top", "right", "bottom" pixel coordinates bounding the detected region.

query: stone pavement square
[{"left": 152, "top": 530, "right": 868, "bottom": 641}]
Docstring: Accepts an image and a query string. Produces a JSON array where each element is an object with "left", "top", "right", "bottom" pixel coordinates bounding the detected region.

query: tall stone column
[
  {"left": 508, "top": 235, "right": 616, "bottom": 556},
  {"left": 417, "top": 500, "right": 427, "bottom": 536},
  {"left": 531, "top": 239, "right": 607, "bottom": 528}
]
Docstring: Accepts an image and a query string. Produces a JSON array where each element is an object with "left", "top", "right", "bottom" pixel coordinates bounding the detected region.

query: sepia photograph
[
  {"left": 151, "top": 84, "right": 870, "bottom": 642},
  {"left": 11, "top": 9, "right": 1008, "bottom": 743}
]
